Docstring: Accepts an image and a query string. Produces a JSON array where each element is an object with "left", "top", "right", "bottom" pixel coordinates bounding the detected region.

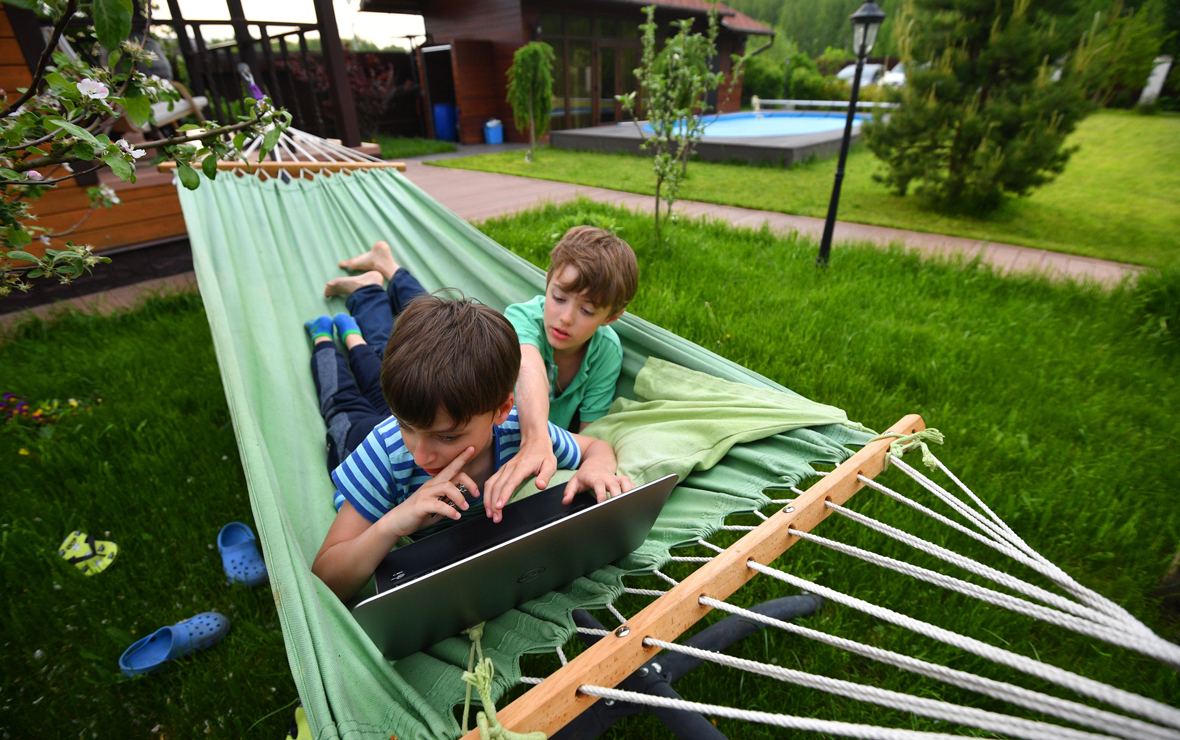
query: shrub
[
  {"left": 788, "top": 66, "right": 850, "bottom": 100},
  {"left": 1131, "top": 265, "right": 1180, "bottom": 350},
  {"left": 741, "top": 55, "right": 786, "bottom": 104},
  {"left": 815, "top": 45, "right": 855, "bottom": 76}
]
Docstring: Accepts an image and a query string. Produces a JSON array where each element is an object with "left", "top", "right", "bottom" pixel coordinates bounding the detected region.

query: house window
[{"left": 540, "top": 12, "right": 642, "bottom": 129}]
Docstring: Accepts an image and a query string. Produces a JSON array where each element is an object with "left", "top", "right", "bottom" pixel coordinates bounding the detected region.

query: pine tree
[{"left": 864, "top": 0, "right": 1095, "bottom": 214}]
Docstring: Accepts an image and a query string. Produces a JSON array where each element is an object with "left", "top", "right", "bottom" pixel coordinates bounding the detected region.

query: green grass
[
  {"left": 375, "top": 135, "right": 458, "bottom": 159},
  {"left": 433, "top": 110, "right": 1180, "bottom": 269},
  {"left": 0, "top": 295, "right": 296, "bottom": 739},
  {"left": 3, "top": 204, "right": 1178, "bottom": 739}
]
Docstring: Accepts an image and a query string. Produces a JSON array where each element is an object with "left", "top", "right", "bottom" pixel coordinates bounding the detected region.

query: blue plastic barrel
[
  {"left": 433, "top": 103, "right": 457, "bottom": 142},
  {"left": 483, "top": 121, "right": 503, "bottom": 145}
]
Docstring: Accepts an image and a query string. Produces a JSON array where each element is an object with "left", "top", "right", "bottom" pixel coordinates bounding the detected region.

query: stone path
[{"left": 402, "top": 161, "right": 1142, "bottom": 285}]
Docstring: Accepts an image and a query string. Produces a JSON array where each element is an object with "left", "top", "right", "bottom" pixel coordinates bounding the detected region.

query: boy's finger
[
  {"left": 453, "top": 472, "right": 480, "bottom": 505},
  {"left": 605, "top": 478, "right": 621, "bottom": 500},
  {"left": 440, "top": 482, "right": 468, "bottom": 510},
  {"left": 619, "top": 475, "right": 635, "bottom": 493},
  {"left": 438, "top": 446, "right": 476, "bottom": 481},
  {"left": 592, "top": 479, "right": 608, "bottom": 504},
  {"left": 430, "top": 499, "right": 463, "bottom": 521},
  {"left": 562, "top": 475, "right": 582, "bottom": 505},
  {"left": 536, "top": 454, "right": 558, "bottom": 490}
]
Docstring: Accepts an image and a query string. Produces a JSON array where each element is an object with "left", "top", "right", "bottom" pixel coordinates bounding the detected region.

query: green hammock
[{"left": 176, "top": 168, "right": 871, "bottom": 740}]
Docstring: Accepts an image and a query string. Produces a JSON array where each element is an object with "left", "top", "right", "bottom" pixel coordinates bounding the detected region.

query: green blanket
[{"left": 176, "top": 169, "right": 871, "bottom": 740}]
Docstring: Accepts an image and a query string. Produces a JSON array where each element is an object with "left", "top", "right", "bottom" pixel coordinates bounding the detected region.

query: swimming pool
[{"left": 644, "top": 111, "right": 865, "bottom": 138}]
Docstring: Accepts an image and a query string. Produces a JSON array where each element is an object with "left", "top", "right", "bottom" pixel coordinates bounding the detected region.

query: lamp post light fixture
[{"left": 816, "top": 0, "right": 887, "bottom": 266}]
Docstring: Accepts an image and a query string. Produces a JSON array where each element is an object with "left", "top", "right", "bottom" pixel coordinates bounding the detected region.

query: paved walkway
[
  {"left": 0, "top": 272, "right": 197, "bottom": 339},
  {"left": 402, "top": 161, "right": 1142, "bottom": 285}
]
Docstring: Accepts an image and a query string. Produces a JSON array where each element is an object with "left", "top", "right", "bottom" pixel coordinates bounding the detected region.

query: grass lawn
[
  {"left": 375, "top": 135, "right": 457, "bottom": 159},
  {"left": 3, "top": 202, "right": 1178, "bottom": 738},
  {"left": 433, "top": 110, "right": 1180, "bottom": 269}
]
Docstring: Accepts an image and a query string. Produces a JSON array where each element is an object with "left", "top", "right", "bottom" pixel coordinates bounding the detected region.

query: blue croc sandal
[
  {"left": 119, "top": 611, "right": 230, "bottom": 677},
  {"left": 217, "top": 522, "right": 268, "bottom": 587}
]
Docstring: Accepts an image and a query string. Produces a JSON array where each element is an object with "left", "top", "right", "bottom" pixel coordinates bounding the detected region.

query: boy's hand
[
  {"left": 382, "top": 446, "right": 478, "bottom": 537},
  {"left": 484, "top": 439, "right": 558, "bottom": 523},
  {"left": 562, "top": 458, "right": 634, "bottom": 506}
]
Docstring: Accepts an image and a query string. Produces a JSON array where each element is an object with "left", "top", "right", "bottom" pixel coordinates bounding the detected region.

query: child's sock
[
  {"left": 305, "top": 316, "right": 333, "bottom": 342},
  {"left": 333, "top": 313, "right": 362, "bottom": 340}
]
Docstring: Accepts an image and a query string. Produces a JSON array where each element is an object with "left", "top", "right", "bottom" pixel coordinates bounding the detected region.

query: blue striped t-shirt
[{"left": 332, "top": 408, "right": 582, "bottom": 523}]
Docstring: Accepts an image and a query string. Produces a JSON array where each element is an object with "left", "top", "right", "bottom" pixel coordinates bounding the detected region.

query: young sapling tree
[{"left": 506, "top": 41, "right": 555, "bottom": 163}]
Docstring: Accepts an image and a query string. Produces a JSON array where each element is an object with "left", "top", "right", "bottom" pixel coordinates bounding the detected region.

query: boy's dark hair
[
  {"left": 381, "top": 292, "right": 520, "bottom": 430},
  {"left": 548, "top": 226, "right": 638, "bottom": 316}
]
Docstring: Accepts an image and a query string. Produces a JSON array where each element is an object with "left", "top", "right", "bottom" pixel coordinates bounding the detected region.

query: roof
[{"left": 608, "top": 0, "right": 773, "bottom": 34}]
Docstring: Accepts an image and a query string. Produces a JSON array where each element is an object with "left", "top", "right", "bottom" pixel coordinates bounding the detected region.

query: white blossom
[
  {"left": 77, "top": 79, "right": 109, "bottom": 100},
  {"left": 25, "top": 170, "right": 43, "bottom": 181},
  {"left": 117, "top": 139, "right": 146, "bottom": 159}
]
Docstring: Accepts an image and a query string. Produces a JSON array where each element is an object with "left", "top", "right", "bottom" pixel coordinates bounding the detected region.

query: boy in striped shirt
[{"left": 312, "top": 293, "right": 633, "bottom": 601}]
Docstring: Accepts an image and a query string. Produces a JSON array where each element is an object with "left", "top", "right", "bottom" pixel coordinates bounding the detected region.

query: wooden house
[{"left": 359, "top": 0, "right": 773, "bottom": 144}]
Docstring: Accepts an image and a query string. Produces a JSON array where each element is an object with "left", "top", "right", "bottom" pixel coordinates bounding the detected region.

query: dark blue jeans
[
  {"left": 310, "top": 341, "right": 389, "bottom": 473},
  {"left": 344, "top": 268, "right": 427, "bottom": 356}
]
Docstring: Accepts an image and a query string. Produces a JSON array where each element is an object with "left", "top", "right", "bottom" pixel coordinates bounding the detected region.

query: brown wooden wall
[
  {"left": 2, "top": 8, "right": 186, "bottom": 260},
  {"left": 1, "top": 8, "right": 32, "bottom": 107}
]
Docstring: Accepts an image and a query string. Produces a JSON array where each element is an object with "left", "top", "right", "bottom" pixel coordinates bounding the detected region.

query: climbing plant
[
  {"left": 505, "top": 41, "right": 555, "bottom": 163},
  {"left": 0, "top": 0, "right": 289, "bottom": 297}
]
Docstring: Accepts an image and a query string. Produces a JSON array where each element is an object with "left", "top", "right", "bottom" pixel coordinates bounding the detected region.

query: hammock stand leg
[{"left": 554, "top": 595, "right": 824, "bottom": 740}]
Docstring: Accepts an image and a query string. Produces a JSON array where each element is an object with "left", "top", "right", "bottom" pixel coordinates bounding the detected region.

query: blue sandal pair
[{"left": 118, "top": 522, "right": 268, "bottom": 677}]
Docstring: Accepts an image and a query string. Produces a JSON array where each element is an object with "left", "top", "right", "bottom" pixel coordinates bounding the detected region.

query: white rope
[
  {"left": 640, "top": 636, "right": 1117, "bottom": 740},
  {"left": 767, "top": 499, "right": 795, "bottom": 505},
  {"left": 606, "top": 601, "right": 628, "bottom": 625},
  {"left": 788, "top": 525, "right": 1180, "bottom": 664},
  {"left": 624, "top": 587, "right": 667, "bottom": 597},
  {"left": 825, "top": 498, "right": 1179, "bottom": 657},
  {"left": 577, "top": 685, "right": 972, "bottom": 740},
  {"left": 747, "top": 561, "right": 1180, "bottom": 729},
  {"left": 556, "top": 645, "right": 568, "bottom": 666},
  {"left": 653, "top": 569, "right": 680, "bottom": 587},
  {"left": 700, "top": 597, "right": 1180, "bottom": 740},
  {"left": 754, "top": 510, "right": 770, "bottom": 520},
  {"left": 520, "top": 676, "right": 543, "bottom": 685},
  {"left": 889, "top": 455, "right": 1138, "bottom": 627},
  {"left": 697, "top": 539, "right": 725, "bottom": 553},
  {"left": 576, "top": 626, "right": 610, "bottom": 638},
  {"left": 721, "top": 524, "right": 757, "bottom": 531},
  {"left": 669, "top": 556, "right": 713, "bottom": 563}
]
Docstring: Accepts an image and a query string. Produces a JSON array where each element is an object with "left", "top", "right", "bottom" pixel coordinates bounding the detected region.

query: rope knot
[
  {"left": 872, "top": 428, "right": 944, "bottom": 469},
  {"left": 461, "top": 657, "right": 546, "bottom": 740}
]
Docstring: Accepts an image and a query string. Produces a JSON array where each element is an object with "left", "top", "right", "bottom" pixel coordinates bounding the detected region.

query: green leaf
[
  {"left": 176, "top": 162, "right": 200, "bottom": 190},
  {"left": 4, "top": 251, "right": 38, "bottom": 262},
  {"left": 177, "top": 124, "right": 202, "bottom": 132},
  {"left": 6, "top": 228, "right": 32, "bottom": 248},
  {"left": 201, "top": 153, "right": 218, "bottom": 180},
  {"left": 232, "top": 132, "right": 246, "bottom": 151},
  {"left": 45, "top": 72, "right": 79, "bottom": 96},
  {"left": 46, "top": 118, "right": 99, "bottom": 146},
  {"left": 73, "top": 141, "right": 96, "bottom": 160},
  {"left": 26, "top": 269, "right": 44, "bottom": 278},
  {"left": 0, "top": 168, "right": 19, "bottom": 180},
  {"left": 93, "top": 0, "right": 133, "bottom": 51},
  {"left": 258, "top": 126, "right": 281, "bottom": 160},
  {"left": 101, "top": 152, "right": 133, "bottom": 181},
  {"left": 122, "top": 92, "right": 152, "bottom": 128}
]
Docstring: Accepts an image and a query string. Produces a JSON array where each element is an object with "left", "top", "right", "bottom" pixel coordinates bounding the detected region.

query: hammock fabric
[{"left": 176, "top": 168, "right": 871, "bottom": 740}]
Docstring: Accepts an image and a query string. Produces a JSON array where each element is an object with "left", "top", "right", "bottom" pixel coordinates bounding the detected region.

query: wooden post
[
  {"left": 310, "top": 0, "right": 361, "bottom": 147},
  {"left": 224, "top": 0, "right": 259, "bottom": 81},
  {"left": 460, "top": 414, "right": 926, "bottom": 740}
]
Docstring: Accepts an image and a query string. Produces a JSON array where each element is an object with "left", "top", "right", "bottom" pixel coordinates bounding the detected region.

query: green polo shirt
[{"left": 504, "top": 295, "right": 623, "bottom": 431}]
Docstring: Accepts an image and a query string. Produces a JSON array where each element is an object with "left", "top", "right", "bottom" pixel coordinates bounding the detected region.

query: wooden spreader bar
[
  {"left": 461, "top": 413, "right": 925, "bottom": 740},
  {"left": 158, "top": 160, "right": 406, "bottom": 174}
]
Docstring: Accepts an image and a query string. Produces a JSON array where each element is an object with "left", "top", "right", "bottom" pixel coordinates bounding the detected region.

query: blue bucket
[
  {"left": 433, "top": 103, "right": 457, "bottom": 142},
  {"left": 483, "top": 120, "right": 503, "bottom": 145}
]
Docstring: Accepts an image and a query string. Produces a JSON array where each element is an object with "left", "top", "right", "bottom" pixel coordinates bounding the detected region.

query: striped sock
[
  {"left": 304, "top": 316, "right": 333, "bottom": 341},
  {"left": 333, "top": 313, "right": 362, "bottom": 340}
]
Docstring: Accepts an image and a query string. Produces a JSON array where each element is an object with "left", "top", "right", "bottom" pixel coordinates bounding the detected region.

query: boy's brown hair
[
  {"left": 548, "top": 226, "right": 638, "bottom": 316},
  {"left": 381, "top": 292, "right": 520, "bottom": 429}
]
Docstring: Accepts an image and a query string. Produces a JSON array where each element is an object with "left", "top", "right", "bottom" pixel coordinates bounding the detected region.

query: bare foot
[
  {"left": 325, "top": 270, "right": 384, "bottom": 298},
  {"left": 339, "top": 240, "right": 399, "bottom": 281}
]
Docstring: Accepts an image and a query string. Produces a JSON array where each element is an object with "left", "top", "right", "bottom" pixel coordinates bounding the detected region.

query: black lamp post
[{"left": 816, "top": 0, "right": 886, "bottom": 266}]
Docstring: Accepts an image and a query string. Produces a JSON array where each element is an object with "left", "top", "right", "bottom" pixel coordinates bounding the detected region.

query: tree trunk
[
  {"left": 528, "top": 95, "right": 536, "bottom": 160},
  {"left": 654, "top": 176, "right": 663, "bottom": 244}
]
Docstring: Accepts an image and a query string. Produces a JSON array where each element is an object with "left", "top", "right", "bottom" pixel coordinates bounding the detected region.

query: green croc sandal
[{"left": 58, "top": 531, "right": 118, "bottom": 577}]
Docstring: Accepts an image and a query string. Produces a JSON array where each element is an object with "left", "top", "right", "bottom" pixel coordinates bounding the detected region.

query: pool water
[{"left": 644, "top": 111, "right": 865, "bottom": 138}]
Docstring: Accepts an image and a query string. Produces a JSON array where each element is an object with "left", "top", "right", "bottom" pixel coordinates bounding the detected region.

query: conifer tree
[{"left": 865, "top": 0, "right": 1095, "bottom": 214}]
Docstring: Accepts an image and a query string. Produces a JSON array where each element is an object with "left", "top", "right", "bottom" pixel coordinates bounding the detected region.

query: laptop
[{"left": 351, "top": 473, "right": 679, "bottom": 660}]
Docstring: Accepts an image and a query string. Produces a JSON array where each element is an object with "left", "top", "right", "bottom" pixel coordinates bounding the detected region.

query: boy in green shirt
[{"left": 483, "top": 226, "right": 639, "bottom": 521}]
